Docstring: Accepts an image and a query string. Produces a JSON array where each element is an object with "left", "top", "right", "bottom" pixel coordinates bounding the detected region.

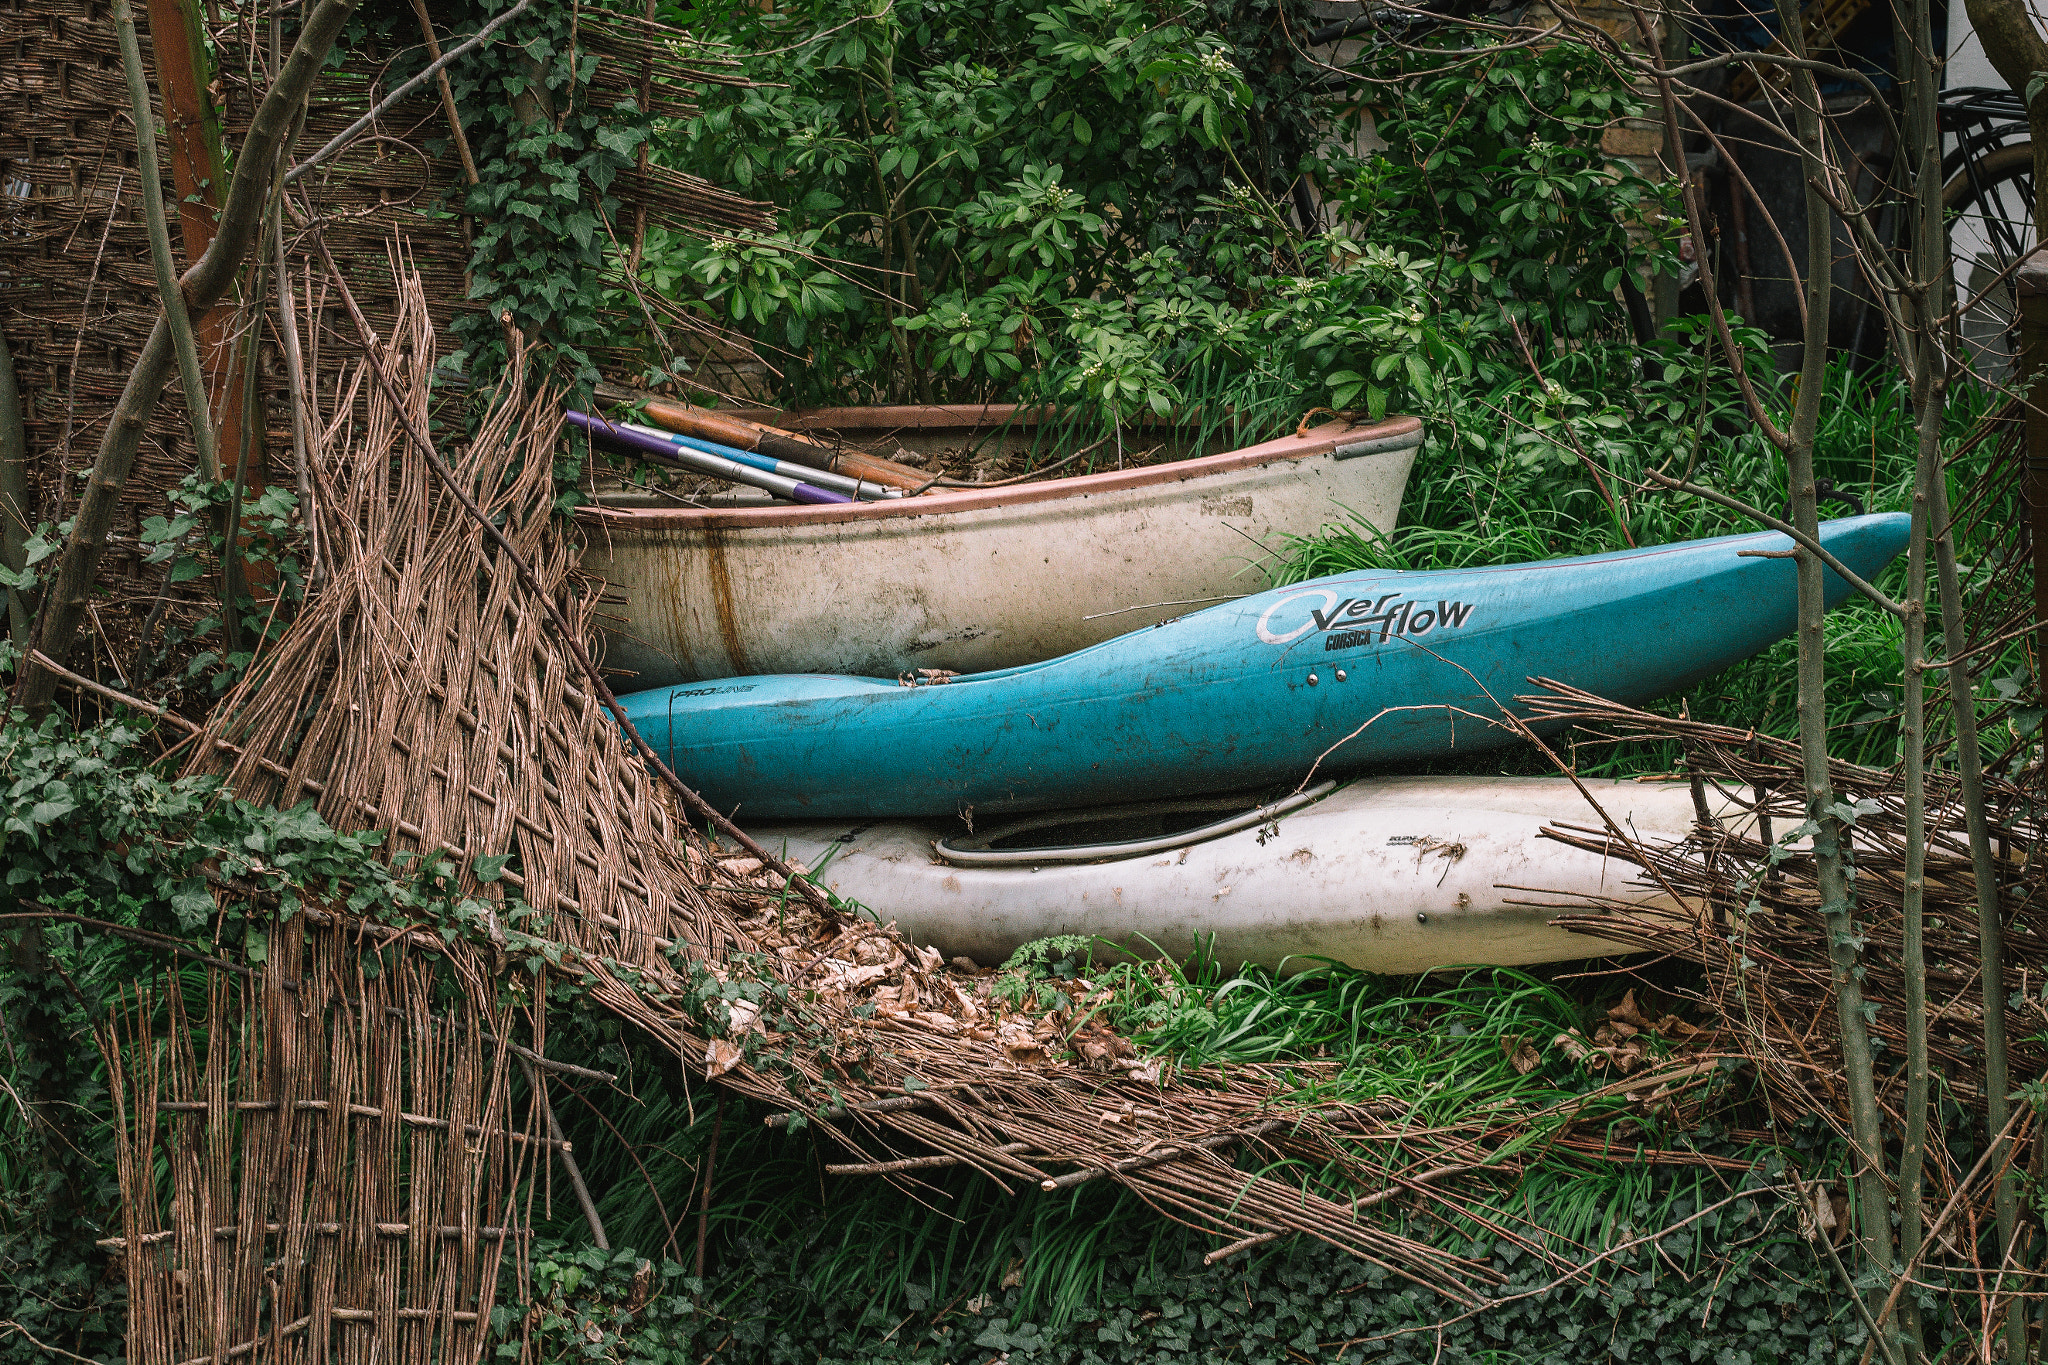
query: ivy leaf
[
  {"left": 473, "top": 853, "right": 514, "bottom": 884},
  {"left": 594, "top": 124, "right": 643, "bottom": 159},
  {"left": 29, "top": 794, "right": 76, "bottom": 826}
]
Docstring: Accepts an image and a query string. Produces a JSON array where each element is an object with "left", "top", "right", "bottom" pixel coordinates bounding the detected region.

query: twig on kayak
[
  {"left": 304, "top": 232, "right": 836, "bottom": 917},
  {"left": 1294, "top": 703, "right": 1506, "bottom": 791},
  {"left": 1640, "top": 469, "right": 1904, "bottom": 618},
  {"left": 1324, "top": 635, "right": 1698, "bottom": 916},
  {"left": 1080, "top": 594, "right": 1248, "bottom": 621}
]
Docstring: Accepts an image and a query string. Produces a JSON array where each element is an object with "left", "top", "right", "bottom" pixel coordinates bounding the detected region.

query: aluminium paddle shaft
[{"left": 614, "top": 419, "right": 904, "bottom": 501}]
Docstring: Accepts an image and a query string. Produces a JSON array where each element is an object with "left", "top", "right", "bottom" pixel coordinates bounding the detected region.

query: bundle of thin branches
[
  {"left": 104, "top": 919, "right": 540, "bottom": 1365},
  {"left": 1524, "top": 681, "right": 2043, "bottom": 1148}
]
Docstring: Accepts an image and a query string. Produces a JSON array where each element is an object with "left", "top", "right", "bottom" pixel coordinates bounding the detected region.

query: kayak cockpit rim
[
  {"left": 933, "top": 780, "right": 1342, "bottom": 866},
  {"left": 576, "top": 416, "right": 1425, "bottom": 533}
]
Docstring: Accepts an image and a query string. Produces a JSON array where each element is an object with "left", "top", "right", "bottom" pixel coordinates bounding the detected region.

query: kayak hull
[
  {"left": 620, "top": 515, "right": 1911, "bottom": 821},
  {"left": 580, "top": 418, "right": 1421, "bottom": 685},
  {"left": 751, "top": 777, "right": 1728, "bottom": 974}
]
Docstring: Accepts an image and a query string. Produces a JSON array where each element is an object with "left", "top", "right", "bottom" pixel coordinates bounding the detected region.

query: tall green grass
[{"left": 539, "top": 957, "right": 1821, "bottom": 1330}]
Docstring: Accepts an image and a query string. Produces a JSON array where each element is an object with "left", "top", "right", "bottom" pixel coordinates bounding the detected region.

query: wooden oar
[{"left": 641, "top": 398, "right": 932, "bottom": 492}]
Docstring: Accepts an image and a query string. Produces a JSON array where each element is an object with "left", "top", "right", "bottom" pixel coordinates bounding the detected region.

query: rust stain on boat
[
  {"left": 701, "top": 527, "right": 752, "bottom": 674},
  {"left": 654, "top": 532, "right": 699, "bottom": 679}
]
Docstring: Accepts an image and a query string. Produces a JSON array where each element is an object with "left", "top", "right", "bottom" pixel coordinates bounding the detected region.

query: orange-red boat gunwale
[{"left": 578, "top": 416, "right": 1423, "bottom": 533}]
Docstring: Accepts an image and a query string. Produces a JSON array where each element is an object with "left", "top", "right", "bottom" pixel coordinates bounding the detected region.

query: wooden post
[{"left": 2015, "top": 257, "right": 2048, "bottom": 682}]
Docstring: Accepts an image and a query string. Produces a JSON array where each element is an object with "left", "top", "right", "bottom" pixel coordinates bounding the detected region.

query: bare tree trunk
[
  {"left": 1931, "top": 463, "right": 2024, "bottom": 1355},
  {"left": 13, "top": 0, "right": 362, "bottom": 710},
  {"left": 114, "top": 0, "right": 246, "bottom": 654},
  {"left": 1898, "top": 0, "right": 2032, "bottom": 1351},
  {"left": 1774, "top": 0, "right": 1895, "bottom": 1298},
  {"left": 1896, "top": 346, "right": 1937, "bottom": 1365},
  {"left": 1896, "top": 333, "right": 1937, "bottom": 1365},
  {"left": 144, "top": 0, "right": 258, "bottom": 513},
  {"left": 1893, "top": 0, "right": 1946, "bottom": 1353}
]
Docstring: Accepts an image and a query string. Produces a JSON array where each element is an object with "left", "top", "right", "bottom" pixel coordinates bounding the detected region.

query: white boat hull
[
  {"left": 580, "top": 418, "right": 1421, "bottom": 685},
  {"left": 750, "top": 777, "right": 1738, "bottom": 974}
]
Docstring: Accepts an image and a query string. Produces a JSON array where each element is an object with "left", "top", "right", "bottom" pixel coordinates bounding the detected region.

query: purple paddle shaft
[{"left": 565, "top": 410, "right": 854, "bottom": 505}]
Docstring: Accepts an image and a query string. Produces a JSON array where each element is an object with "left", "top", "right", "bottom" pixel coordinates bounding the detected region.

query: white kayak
[
  {"left": 579, "top": 417, "right": 1421, "bottom": 686},
  {"left": 749, "top": 776, "right": 1743, "bottom": 974}
]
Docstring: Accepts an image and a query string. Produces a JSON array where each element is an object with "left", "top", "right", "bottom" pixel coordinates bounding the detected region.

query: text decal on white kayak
[{"left": 1255, "top": 588, "right": 1475, "bottom": 648}]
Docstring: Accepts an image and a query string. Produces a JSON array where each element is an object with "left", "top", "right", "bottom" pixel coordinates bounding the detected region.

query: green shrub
[{"left": 653, "top": 6, "right": 1674, "bottom": 427}]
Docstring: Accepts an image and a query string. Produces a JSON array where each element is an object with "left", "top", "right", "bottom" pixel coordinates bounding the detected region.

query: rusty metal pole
[{"left": 2015, "top": 258, "right": 2048, "bottom": 685}]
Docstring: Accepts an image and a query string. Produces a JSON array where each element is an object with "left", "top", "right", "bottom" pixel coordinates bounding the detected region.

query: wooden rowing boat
[{"left": 579, "top": 416, "right": 1422, "bottom": 685}]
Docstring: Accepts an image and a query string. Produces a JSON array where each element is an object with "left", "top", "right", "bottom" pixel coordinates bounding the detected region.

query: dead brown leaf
[
  {"left": 1502, "top": 1034, "right": 1541, "bottom": 1075},
  {"left": 705, "top": 1038, "right": 743, "bottom": 1078},
  {"left": 1074, "top": 1020, "right": 1137, "bottom": 1072},
  {"left": 997, "top": 1019, "right": 1048, "bottom": 1066}
]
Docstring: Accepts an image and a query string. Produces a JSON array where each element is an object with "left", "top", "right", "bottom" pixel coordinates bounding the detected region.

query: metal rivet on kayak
[
  {"left": 1334, "top": 669, "right": 1347, "bottom": 682},
  {"left": 1307, "top": 673, "right": 1319, "bottom": 686},
  {"left": 1416, "top": 912, "right": 1429, "bottom": 924}
]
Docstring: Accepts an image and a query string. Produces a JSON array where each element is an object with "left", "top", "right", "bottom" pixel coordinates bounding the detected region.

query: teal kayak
[{"left": 619, "top": 514, "right": 1909, "bottom": 820}]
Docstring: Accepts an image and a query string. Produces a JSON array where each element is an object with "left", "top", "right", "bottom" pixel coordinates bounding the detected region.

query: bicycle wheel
[{"left": 1943, "top": 141, "right": 2035, "bottom": 382}]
